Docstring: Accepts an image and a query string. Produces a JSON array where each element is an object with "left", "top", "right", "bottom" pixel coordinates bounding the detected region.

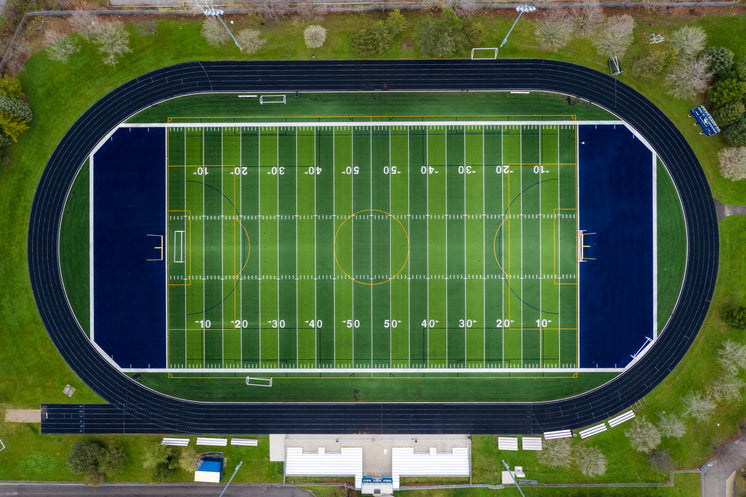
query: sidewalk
[{"left": 703, "top": 432, "right": 746, "bottom": 497}]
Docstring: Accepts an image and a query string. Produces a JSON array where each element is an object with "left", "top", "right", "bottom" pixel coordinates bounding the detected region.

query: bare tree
[
  {"left": 657, "top": 412, "right": 686, "bottom": 439},
  {"left": 94, "top": 21, "right": 131, "bottom": 66},
  {"left": 571, "top": 0, "right": 604, "bottom": 38},
  {"left": 538, "top": 438, "right": 573, "bottom": 468},
  {"left": 669, "top": 25, "right": 707, "bottom": 58},
  {"left": 304, "top": 25, "right": 327, "bottom": 49},
  {"left": 664, "top": 55, "right": 712, "bottom": 99},
  {"left": 44, "top": 31, "right": 80, "bottom": 63},
  {"left": 68, "top": 12, "right": 105, "bottom": 41},
  {"left": 237, "top": 29, "right": 266, "bottom": 54},
  {"left": 709, "top": 373, "right": 745, "bottom": 403},
  {"left": 592, "top": 14, "right": 635, "bottom": 58},
  {"left": 682, "top": 390, "right": 716, "bottom": 421},
  {"left": 535, "top": 10, "right": 573, "bottom": 51},
  {"left": 201, "top": 17, "right": 229, "bottom": 47},
  {"left": 625, "top": 417, "right": 661, "bottom": 453},
  {"left": 574, "top": 445, "right": 607, "bottom": 477},
  {"left": 717, "top": 339, "right": 746, "bottom": 370},
  {"left": 718, "top": 148, "right": 746, "bottom": 181}
]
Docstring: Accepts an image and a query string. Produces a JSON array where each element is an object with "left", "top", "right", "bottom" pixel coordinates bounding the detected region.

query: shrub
[
  {"left": 592, "top": 14, "right": 635, "bottom": 58},
  {"left": 631, "top": 48, "right": 676, "bottom": 80},
  {"left": 45, "top": 33, "right": 80, "bottom": 63},
  {"left": 237, "top": 29, "right": 265, "bottom": 54},
  {"left": 708, "top": 78, "right": 746, "bottom": 108},
  {"left": 535, "top": 10, "right": 574, "bottom": 51},
  {"left": 625, "top": 417, "right": 661, "bottom": 453},
  {"left": 669, "top": 25, "right": 707, "bottom": 57},
  {"left": 724, "top": 305, "right": 746, "bottom": 328},
  {"left": 304, "top": 25, "right": 327, "bottom": 49},
  {"left": 649, "top": 450, "right": 676, "bottom": 473},
  {"left": 386, "top": 9, "right": 406, "bottom": 37},
  {"left": 724, "top": 116, "right": 746, "bottom": 147},
  {"left": 415, "top": 8, "right": 469, "bottom": 58},
  {"left": 0, "top": 75, "right": 24, "bottom": 99},
  {"left": 712, "top": 101, "right": 745, "bottom": 128},
  {"left": 704, "top": 47, "right": 734, "bottom": 77}
]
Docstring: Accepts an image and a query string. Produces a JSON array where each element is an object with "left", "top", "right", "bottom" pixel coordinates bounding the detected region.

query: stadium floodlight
[
  {"left": 500, "top": 4, "right": 537, "bottom": 48},
  {"left": 501, "top": 460, "right": 527, "bottom": 497},
  {"left": 204, "top": 7, "right": 242, "bottom": 50}
]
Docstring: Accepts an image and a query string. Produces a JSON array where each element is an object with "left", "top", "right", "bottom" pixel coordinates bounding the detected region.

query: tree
[
  {"left": 723, "top": 115, "right": 746, "bottom": 146},
  {"left": 708, "top": 78, "right": 746, "bottom": 108},
  {"left": 704, "top": 47, "right": 734, "bottom": 77},
  {"left": 415, "top": 8, "right": 469, "bottom": 58},
  {"left": 664, "top": 55, "right": 712, "bottom": 99},
  {"left": 649, "top": 450, "right": 676, "bottom": 473},
  {"left": 143, "top": 443, "right": 173, "bottom": 470},
  {"left": 717, "top": 338, "right": 746, "bottom": 370},
  {"left": 94, "top": 21, "right": 131, "bottom": 66},
  {"left": 625, "top": 417, "right": 661, "bottom": 453},
  {"left": 463, "top": 18, "right": 483, "bottom": 47},
  {"left": 386, "top": 9, "right": 406, "bottom": 37},
  {"left": 537, "top": 438, "right": 573, "bottom": 468},
  {"left": 46, "top": 33, "right": 80, "bottom": 63},
  {"left": 709, "top": 373, "right": 744, "bottom": 402},
  {"left": 571, "top": 0, "right": 603, "bottom": 38},
  {"left": 237, "top": 29, "right": 265, "bottom": 54},
  {"left": 68, "top": 11, "right": 105, "bottom": 40},
  {"left": 304, "top": 25, "right": 327, "bottom": 49},
  {"left": 352, "top": 21, "right": 393, "bottom": 57},
  {"left": 0, "top": 113, "right": 29, "bottom": 142},
  {"left": 592, "top": 15, "right": 635, "bottom": 58},
  {"left": 657, "top": 412, "right": 686, "bottom": 439},
  {"left": 712, "top": 101, "right": 745, "bottom": 128},
  {"left": 574, "top": 445, "right": 607, "bottom": 477},
  {"left": 202, "top": 17, "right": 229, "bottom": 47},
  {"left": 669, "top": 26, "right": 707, "bottom": 57},
  {"left": 535, "top": 10, "right": 573, "bottom": 51},
  {"left": 682, "top": 390, "right": 716, "bottom": 421},
  {"left": 723, "top": 306, "right": 746, "bottom": 329},
  {"left": 67, "top": 441, "right": 104, "bottom": 486},
  {"left": 632, "top": 48, "right": 677, "bottom": 80},
  {"left": 178, "top": 446, "right": 204, "bottom": 473},
  {"left": 99, "top": 443, "right": 127, "bottom": 478}
]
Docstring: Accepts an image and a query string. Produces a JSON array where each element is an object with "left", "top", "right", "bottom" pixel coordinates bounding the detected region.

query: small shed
[{"left": 195, "top": 457, "right": 224, "bottom": 483}]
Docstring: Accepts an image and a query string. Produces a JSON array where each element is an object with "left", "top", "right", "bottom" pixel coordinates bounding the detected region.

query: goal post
[
  {"left": 471, "top": 48, "right": 498, "bottom": 60},
  {"left": 259, "top": 94, "right": 287, "bottom": 105},
  {"left": 246, "top": 376, "right": 273, "bottom": 387}
]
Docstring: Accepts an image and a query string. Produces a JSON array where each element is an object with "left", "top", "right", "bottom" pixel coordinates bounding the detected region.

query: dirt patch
[{"left": 4, "top": 409, "right": 41, "bottom": 423}]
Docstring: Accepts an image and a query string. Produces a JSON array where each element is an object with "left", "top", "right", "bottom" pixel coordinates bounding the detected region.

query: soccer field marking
[{"left": 133, "top": 120, "right": 622, "bottom": 130}]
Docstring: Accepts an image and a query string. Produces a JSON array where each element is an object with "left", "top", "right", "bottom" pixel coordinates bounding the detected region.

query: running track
[{"left": 29, "top": 60, "right": 718, "bottom": 434}]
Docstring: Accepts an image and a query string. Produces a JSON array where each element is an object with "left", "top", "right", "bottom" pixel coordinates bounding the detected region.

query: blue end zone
[
  {"left": 578, "top": 125, "right": 653, "bottom": 368},
  {"left": 93, "top": 127, "right": 166, "bottom": 368}
]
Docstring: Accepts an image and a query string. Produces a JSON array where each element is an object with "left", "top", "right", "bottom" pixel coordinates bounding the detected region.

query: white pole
[
  {"left": 500, "top": 5, "right": 537, "bottom": 48},
  {"left": 218, "top": 460, "right": 243, "bottom": 497},
  {"left": 501, "top": 460, "right": 526, "bottom": 497}
]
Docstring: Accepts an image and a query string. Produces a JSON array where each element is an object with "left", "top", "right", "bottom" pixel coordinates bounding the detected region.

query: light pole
[
  {"left": 205, "top": 8, "right": 242, "bottom": 50},
  {"left": 218, "top": 460, "right": 243, "bottom": 497},
  {"left": 501, "top": 460, "right": 527, "bottom": 497},
  {"left": 500, "top": 5, "right": 537, "bottom": 48}
]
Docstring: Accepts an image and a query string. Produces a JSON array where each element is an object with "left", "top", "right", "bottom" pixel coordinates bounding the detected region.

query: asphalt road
[{"left": 0, "top": 483, "right": 315, "bottom": 497}]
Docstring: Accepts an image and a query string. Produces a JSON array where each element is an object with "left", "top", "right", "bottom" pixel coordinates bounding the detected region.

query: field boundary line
[{"left": 124, "top": 120, "right": 624, "bottom": 129}]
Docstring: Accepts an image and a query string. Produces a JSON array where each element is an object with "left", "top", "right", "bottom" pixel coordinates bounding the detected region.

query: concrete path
[
  {"left": 714, "top": 198, "right": 746, "bottom": 222},
  {"left": 0, "top": 483, "right": 315, "bottom": 497},
  {"left": 702, "top": 432, "right": 746, "bottom": 497}
]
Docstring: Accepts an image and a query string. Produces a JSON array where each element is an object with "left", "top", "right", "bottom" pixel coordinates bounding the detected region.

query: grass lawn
[{"left": 0, "top": 5, "right": 744, "bottom": 486}]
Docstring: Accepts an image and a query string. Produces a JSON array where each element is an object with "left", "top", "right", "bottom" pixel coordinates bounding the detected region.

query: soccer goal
[
  {"left": 259, "top": 94, "right": 287, "bottom": 105},
  {"left": 471, "top": 48, "right": 498, "bottom": 60},
  {"left": 246, "top": 376, "right": 273, "bottom": 387}
]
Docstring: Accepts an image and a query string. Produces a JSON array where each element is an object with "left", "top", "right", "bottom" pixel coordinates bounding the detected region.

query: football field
[{"left": 165, "top": 122, "right": 578, "bottom": 371}]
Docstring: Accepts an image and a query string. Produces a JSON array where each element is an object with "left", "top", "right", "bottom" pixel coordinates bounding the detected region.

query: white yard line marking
[{"left": 652, "top": 152, "right": 658, "bottom": 339}]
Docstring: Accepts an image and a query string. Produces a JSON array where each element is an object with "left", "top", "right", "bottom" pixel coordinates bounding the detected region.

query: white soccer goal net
[
  {"left": 471, "top": 48, "right": 498, "bottom": 60},
  {"left": 246, "top": 376, "right": 273, "bottom": 387}
]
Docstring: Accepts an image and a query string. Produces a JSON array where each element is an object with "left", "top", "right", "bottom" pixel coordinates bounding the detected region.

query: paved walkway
[
  {"left": 714, "top": 198, "right": 746, "bottom": 222},
  {"left": 0, "top": 483, "right": 315, "bottom": 497},
  {"left": 702, "top": 432, "right": 746, "bottom": 497}
]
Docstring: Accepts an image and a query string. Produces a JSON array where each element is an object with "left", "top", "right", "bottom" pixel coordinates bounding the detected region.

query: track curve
[{"left": 29, "top": 59, "right": 718, "bottom": 434}]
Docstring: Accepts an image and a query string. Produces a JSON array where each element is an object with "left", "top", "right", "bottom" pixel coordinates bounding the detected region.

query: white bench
[
  {"left": 579, "top": 423, "right": 607, "bottom": 439},
  {"left": 608, "top": 411, "right": 636, "bottom": 427},
  {"left": 543, "top": 430, "right": 572, "bottom": 440},
  {"left": 522, "top": 437, "right": 542, "bottom": 451},
  {"left": 196, "top": 437, "right": 228, "bottom": 446},
  {"left": 231, "top": 438, "right": 258, "bottom": 446},
  {"left": 161, "top": 437, "right": 190, "bottom": 446},
  {"left": 498, "top": 437, "right": 519, "bottom": 451}
]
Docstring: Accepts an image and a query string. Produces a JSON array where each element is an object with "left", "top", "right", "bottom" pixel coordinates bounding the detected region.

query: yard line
[
  {"left": 557, "top": 127, "right": 561, "bottom": 367},
  {"left": 463, "top": 126, "right": 467, "bottom": 365},
  {"left": 426, "top": 127, "right": 430, "bottom": 367},
  {"left": 258, "top": 128, "right": 261, "bottom": 368},
  {"left": 239, "top": 128, "right": 243, "bottom": 366},
  {"left": 295, "top": 128, "right": 299, "bottom": 366},
  {"left": 332, "top": 126, "right": 336, "bottom": 366},
  {"left": 575, "top": 124, "right": 580, "bottom": 368},
  {"left": 370, "top": 126, "right": 373, "bottom": 365},
  {"left": 314, "top": 127, "right": 318, "bottom": 367},
  {"left": 221, "top": 128, "right": 224, "bottom": 368},
  {"left": 520, "top": 125, "right": 524, "bottom": 367},
  {"left": 277, "top": 127, "right": 280, "bottom": 367},
  {"left": 202, "top": 128, "right": 206, "bottom": 368},
  {"left": 184, "top": 129, "right": 187, "bottom": 366},
  {"left": 501, "top": 126, "right": 505, "bottom": 368},
  {"left": 407, "top": 126, "right": 411, "bottom": 369},
  {"left": 445, "top": 126, "right": 448, "bottom": 365},
  {"left": 351, "top": 127, "right": 355, "bottom": 365},
  {"left": 389, "top": 126, "right": 392, "bottom": 367},
  {"left": 482, "top": 125, "right": 486, "bottom": 367},
  {"left": 538, "top": 125, "right": 542, "bottom": 368}
]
